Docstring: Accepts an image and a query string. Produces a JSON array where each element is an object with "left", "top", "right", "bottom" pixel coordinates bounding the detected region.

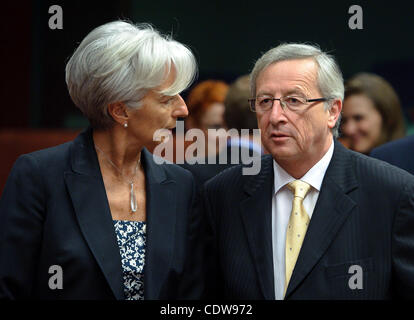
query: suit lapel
[
  {"left": 142, "top": 150, "right": 177, "bottom": 300},
  {"left": 64, "top": 128, "right": 124, "bottom": 300},
  {"left": 240, "top": 155, "right": 275, "bottom": 299},
  {"left": 285, "top": 140, "right": 358, "bottom": 298}
]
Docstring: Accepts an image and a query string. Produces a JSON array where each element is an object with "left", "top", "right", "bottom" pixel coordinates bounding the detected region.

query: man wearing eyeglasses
[{"left": 201, "top": 43, "right": 414, "bottom": 299}]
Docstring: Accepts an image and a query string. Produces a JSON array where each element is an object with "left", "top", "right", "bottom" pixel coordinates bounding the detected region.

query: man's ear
[
  {"left": 327, "top": 99, "right": 342, "bottom": 130},
  {"left": 107, "top": 102, "right": 129, "bottom": 126}
]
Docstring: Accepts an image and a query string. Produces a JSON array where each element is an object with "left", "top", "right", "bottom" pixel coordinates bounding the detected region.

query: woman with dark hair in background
[
  {"left": 0, "top": 20, "right": 202, "bottom": 300},
  {"left": 340, "top": 72, "right": 405, "bottom": 154}
]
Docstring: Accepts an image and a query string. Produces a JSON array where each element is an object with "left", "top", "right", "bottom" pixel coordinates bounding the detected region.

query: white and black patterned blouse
[{"left": 113, "top": 220, "right": 146, "bottom": 300}]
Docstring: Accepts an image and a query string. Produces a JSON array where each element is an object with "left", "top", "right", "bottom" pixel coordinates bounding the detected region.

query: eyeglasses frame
[{"left": 248, "top": 96, "right": 331, "bottom": 113}]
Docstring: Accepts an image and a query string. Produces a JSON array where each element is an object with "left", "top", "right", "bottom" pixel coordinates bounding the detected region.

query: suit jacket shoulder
[
  {"left": 370, "top": 135, "right": 414, "bottom": 175},
  {"left": 347, "top": 146, "right": 414, "bottom": 196}
]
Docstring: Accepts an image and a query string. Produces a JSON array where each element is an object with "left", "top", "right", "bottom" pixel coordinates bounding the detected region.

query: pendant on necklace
[{"left": 130, "top": 182, "right": 137, "bottom": 212}]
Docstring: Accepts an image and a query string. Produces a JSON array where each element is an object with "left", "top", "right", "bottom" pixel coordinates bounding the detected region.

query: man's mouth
[
  {"left": 271, "top": 132, "right": 290, "bottom": 138},
  {"left": 270, "top": 132, "right": 291, "bottom": 143}
]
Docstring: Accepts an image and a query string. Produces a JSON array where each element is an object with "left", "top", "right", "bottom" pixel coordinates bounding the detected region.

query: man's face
[{"left": 255, "top": 58, "right": 340, "bottom": 167}]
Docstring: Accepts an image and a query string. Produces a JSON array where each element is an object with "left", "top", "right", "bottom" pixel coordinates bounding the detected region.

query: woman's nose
[
  {"left": 342, "top": 120, "right": 356, "bottom": 136},
  {"left": 172, "top": 95, "right": 189, "bottom": 118}
]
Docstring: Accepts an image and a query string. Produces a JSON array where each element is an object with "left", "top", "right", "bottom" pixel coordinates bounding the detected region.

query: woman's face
[
  {"left": 201, "top": 102, "right": 225, "bottom": 130},
  {"left": 126, "top": 70, "right": 189, "bottom": 150},
  {"left": 201, "top": 102, "right": 227, "bottom": 157},
  {"left": 341, "top": 94, "right": 383, "bottom": 154}
]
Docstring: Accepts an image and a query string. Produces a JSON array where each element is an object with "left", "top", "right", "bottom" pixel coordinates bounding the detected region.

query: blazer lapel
[
  {"left": 239, "top": 155, "right": 275, "bottom": 299},
  {"left": 285, "top": 140, "right": 358, "bottom": 298},
  {"left": 64, "top": 128, "right": 125, "bottom": 300},
  {"left": 142, "top": 150, "right": 177, "bottom": 300}
]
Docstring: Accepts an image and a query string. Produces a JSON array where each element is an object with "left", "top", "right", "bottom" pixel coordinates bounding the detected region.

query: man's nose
[{"left": 269, "top": 100, "right": 287, "bottom": 124}]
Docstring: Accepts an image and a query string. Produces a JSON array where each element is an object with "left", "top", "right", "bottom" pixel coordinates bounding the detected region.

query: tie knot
[{"left": 287, "top": 180, "right": 311, "bottom": 199}]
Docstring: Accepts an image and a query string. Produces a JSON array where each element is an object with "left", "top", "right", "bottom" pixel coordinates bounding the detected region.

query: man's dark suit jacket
[
  {"left": 370, "top": 135, "right": 414, "bottom": 175},
  {"left": 0, "top": 128, "right": 203, "bottom": 299},
  {"left": 202, "top": 139, "right": 414, "bottom": 299}
]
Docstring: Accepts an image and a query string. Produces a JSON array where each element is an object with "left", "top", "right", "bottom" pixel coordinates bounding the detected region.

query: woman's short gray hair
[
  {"left": 250, "top": 43, "right": 344, "bottom": 137},
  {"left": 66, "top": 20, "right": 197, "bottom": 129}
]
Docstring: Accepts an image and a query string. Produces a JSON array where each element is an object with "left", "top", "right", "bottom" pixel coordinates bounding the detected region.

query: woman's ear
[{"left": 107, "top": 102, "right": 129, "bottom": 126}]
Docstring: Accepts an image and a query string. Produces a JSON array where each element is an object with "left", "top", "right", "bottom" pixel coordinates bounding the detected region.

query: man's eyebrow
[
  {"left": 256, "top": 91, "right": 274, "bottom": 97},
  {"left": 256, "top": 88, "right": 305, "bottom": 97},
  {"left": 284, "top": 89, "right": 305, "bottom": 96}
]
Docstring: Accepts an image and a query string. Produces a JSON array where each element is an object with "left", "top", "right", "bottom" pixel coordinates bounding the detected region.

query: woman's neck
[{"left": 92, "top": 126, "right": 143, "bottom": 176}]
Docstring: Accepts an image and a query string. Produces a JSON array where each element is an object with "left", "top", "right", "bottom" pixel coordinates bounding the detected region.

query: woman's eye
[{"left": 161, "top": 97, "right": 174, "bottom": 104}]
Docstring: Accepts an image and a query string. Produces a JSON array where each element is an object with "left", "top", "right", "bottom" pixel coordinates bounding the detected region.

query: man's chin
[
  {"left": 270, "top": 151, "right": 296, "bottom": 161},
  {"left": 266, "top": 145, "right": 298, "bottom": 161},
  {"left": 264, "top": 140, "right": 294, "bottom": 157}
]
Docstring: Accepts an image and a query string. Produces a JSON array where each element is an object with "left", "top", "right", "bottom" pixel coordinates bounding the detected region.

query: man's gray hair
[
  {"left": 250, "top": 43, "right": 344, "bottom": 137},
  {"left": 66, "top": 20, "right": 197, "bottom": 129}
]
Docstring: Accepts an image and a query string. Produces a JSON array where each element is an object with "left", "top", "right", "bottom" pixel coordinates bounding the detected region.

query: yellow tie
[{"left": 284, "top": 180, "right": 311, "bottom": 296}]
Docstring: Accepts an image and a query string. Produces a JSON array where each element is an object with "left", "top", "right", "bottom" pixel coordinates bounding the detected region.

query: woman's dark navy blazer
[{"left": 0, "top": 128, "right": 203, "bottom": 299}]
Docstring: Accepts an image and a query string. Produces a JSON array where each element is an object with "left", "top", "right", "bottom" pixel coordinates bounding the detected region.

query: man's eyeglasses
[{"left": 248, "top": 95, "right": 331, "bottom": 113}]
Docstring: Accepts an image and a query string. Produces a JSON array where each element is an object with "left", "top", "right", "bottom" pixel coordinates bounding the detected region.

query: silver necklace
[{"left": 95, "top": 144, "right": 141, "bottom": 213}]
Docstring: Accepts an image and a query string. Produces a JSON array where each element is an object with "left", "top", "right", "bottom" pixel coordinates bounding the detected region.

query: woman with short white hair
[{"left": 0, "top": 20, "right": 201, "bottom": 300}]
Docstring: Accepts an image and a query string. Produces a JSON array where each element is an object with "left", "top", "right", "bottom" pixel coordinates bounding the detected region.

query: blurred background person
[
  {"left": 0, "top": 20, "right": 203, "bottom": 300},
  {"left": 340, "top": 72, "right": 406, "bottom": 154},
  {"left": 182, "top": 75, "right": 262, "bottom": 190},
  {"left": 224, "top": 74, "right": 263, "bottom": 157},
  {"left": 183, "top": 80, "right": 229, "bottom": 162}
]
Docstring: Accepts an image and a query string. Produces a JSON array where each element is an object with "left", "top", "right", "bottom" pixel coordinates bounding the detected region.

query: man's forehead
[
  {"left": 263, "top": 58, "right": 317, "bottom": 79},
  {"left": 256, "top": 58, "right": 318, "bottom": 94}
]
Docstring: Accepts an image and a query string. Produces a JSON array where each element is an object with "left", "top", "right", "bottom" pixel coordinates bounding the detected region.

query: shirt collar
[{"left": 273, "top": 139, "right": 334, "bottom": 194}]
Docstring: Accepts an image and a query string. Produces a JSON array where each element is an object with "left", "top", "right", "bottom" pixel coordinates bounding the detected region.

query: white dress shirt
[{"left": 272, "top": 140, "right": 334, "bottom": 300}]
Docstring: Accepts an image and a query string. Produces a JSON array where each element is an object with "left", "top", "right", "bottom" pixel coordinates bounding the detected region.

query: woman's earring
[{"left": 123, "top": 123, "right": 128, "bottom": 128}]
